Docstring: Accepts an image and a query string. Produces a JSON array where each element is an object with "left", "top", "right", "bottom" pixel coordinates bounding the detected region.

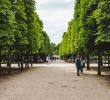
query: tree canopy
[
  {"left": 0, "top": 0, "right": 51, "bottom": 70},
  {"left": 59, "top": 0, "right": 110, "bottom": 57}
]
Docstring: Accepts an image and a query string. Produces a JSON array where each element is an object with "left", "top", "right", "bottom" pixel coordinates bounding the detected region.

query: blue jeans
[
  {"left": 76, "top": 66, "right": 81, "bottom": 75},
  {"left": 76, "top": 66, "right": 83, "bottom": 75}
]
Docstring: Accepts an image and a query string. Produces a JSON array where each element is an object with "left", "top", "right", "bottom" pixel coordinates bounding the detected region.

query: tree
[
  {"left": 60, "top": 0, "right": 110, "bottom": 75},
  {"left": 0, "top": 0, "right": 51, "bottom": 72},
  {"left": 0, "top": 0, "right": 16, "bottom": 72}
]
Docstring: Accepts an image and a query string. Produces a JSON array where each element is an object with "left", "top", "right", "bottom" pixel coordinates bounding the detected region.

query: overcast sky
[{"left": 36, "top": 0, "right": 75, "bottom": 44}]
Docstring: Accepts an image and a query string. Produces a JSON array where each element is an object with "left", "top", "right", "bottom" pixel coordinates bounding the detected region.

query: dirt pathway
[{"left": 0, "top": 60, "right": 110, "bottom": 100}]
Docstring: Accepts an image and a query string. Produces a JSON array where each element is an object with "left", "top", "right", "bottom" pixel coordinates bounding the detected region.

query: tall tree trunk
[
  {"left": 30, "top": 52, "right": 33, "bottom": 67},
  {"left": 21, "top": 53, "right": 23, "bottom": 70},
  {"left": 24, "top": 54, "right": 27, "bottom": 69},
  {"left": 101, "top": 55, "right": 103, "bottom": 67},
  {"left": 98, "top": 47, "right": 101, "bottom": 75},
  {"left": 27, "top": 54, "right": 29, "bottom": 68},
  {"left": 0, "top": 51, "right": 1, "bottom": 69},
  {"left": 108, "top": 55, "right": 109, "bottom": 68},
  {"left": 7, "top": 53, "right": 11, "bottom": 74},
  {"left": 87, "top": 54, "right": 90, "bottom": 70},
  {"left": 8, "top": 56, "right": 11, "bottom": 74},
  {"left": 18, "top": 54, "right": 21, "bottom": 69}
]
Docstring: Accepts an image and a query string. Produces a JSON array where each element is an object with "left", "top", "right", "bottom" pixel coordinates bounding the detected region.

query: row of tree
[
  {"left": 59, "top": 0, "right": 110, "bottom": 75},
  {"left": 0, "top": 0, "right": 51, "bottom": 73}
]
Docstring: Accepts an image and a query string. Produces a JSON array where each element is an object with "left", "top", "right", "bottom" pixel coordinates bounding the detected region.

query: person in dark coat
[{"left": 75, "top": 55, "right": 82, "bottom": 76}]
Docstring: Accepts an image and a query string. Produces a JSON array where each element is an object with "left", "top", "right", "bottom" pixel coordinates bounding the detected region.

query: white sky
[{"left": 36, "top": 0, "right": 75, "bottom": 44}]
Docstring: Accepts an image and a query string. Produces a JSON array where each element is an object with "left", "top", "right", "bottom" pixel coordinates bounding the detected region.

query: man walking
[{"left": 75, "top": 55, "right": 82, "bottom": 76}]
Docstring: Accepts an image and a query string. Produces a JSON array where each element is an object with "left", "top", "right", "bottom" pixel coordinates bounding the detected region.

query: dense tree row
[
  {"left": 0, "top": 0, "right": 51, "bottom": 73},
  {"left": 59, "top": 0, "right": 110, "bottom": 75},
  {"left": 50, "top": 43, "right": 60, "bottom": 56}
]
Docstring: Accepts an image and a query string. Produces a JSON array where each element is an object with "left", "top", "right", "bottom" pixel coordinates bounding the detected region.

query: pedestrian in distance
[
  {"left": 81, "top": 58, "right": 86, "bottom": 73},
  {"left": 75, "top": 55, "right": 82, "bottom": 76},
  {"left": 81, "top": 59, "right": 85, "bottom": 68}
]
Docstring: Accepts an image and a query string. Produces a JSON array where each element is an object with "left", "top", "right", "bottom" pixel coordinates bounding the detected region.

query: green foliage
[
  {"left": 0, "top": 0, "right": 51, "bottom": 57},
  {"left": 50, "top": 43, "right": 58, "bottom": 55},
  {"left": 14, "top": 0, "right": 29, "bottom": 53},
  {"left": 95, "top": 0, "right": 110, "bottom": 44},
  {"left": 60, "top": 0, "right": 110, "bottom": 57},
  {"left": 40, "top": 31, "right": 51, "bottom": 56},
  {"left": 0, "top": 0, "right": 16, "bottom": 50}
]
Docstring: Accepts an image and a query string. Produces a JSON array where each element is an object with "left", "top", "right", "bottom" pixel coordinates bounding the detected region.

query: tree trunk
[
  {"left": 98, "top": 47, "right": 101, "bottom": 75},
  {"left": 18, "top": 54, "right": 21, "bottom": 69},
  {"left": 30, "top": 54, "right": 33, "bottom": 67},
  {"left": 87, "top": 54, "right": 90, "bottom": 70},
  {"left": 24, "top": 54, "right": 27, "bottom": 69},
  {"left": 108, "top": 55, "right": 109, "bottom": 68},
  {"left": 27, "top": 54, "right": 29, "bottom": 68},
  {"left": 7, "top": 54, "right": 11, "bottom": 74},
  {"left": 101, "top": 55, "right": 103, "bottom": 67},
  {"left": 21, "top": 53, "right": 24, "bottom": 70},
  {"left": 0, "top": 52, "right": 1, "bottom": 69},
  {"left": 7, "top": 48, "right": 12, "bottom": 74}
]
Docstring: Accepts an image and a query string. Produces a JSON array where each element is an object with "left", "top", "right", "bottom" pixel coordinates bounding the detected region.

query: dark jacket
[{"left": 75, "top": 58, "right": 81, "bottom": 67}]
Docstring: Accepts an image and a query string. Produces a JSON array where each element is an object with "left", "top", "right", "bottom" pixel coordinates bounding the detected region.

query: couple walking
[{"left": 75, "top": 55, "right": 85, "bottom": 76}]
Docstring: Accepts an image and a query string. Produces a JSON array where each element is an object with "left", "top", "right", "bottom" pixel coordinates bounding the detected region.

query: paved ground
[{"left": 0, "top": 60, "right": 110, "bottom": 100}]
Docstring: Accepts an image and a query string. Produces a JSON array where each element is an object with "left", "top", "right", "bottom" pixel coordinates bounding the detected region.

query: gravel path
[{"left": 0, "top": 60, "right": 110, "bottom": 100}]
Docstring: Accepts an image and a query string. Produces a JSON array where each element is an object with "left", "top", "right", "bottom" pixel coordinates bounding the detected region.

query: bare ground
[{"left": 0, "top": 60, "right": 110, "bottom": 100}]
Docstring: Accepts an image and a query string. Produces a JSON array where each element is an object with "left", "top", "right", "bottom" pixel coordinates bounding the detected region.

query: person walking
[
  {"left": 75, "top": 55, "right": 82, "bottom": 76},
  {"left": 81, "top": 58, "right": 86, "bottom": 73}
]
